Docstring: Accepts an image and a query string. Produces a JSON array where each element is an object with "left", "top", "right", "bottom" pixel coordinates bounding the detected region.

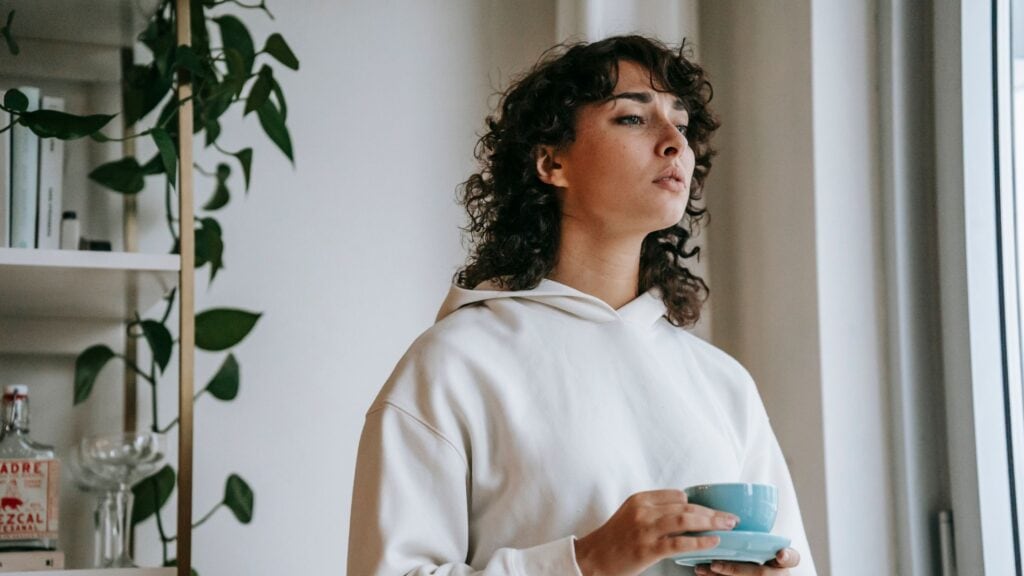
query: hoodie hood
[{"left": 436, "top": 279, "right": 667, "bottom": 327}]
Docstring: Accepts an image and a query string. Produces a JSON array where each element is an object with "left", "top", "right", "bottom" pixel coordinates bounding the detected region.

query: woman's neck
[{"left": 548, "top": 222, "right": 644, "bottom": 310}]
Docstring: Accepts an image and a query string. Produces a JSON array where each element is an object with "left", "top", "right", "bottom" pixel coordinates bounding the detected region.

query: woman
[{"left": 348, "top": 35, "right": 816, "bottom": 576}]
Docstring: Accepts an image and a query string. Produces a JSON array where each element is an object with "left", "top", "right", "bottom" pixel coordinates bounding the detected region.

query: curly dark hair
[{"left": 455, "top": 35, "right": 720, "bottom": 327}]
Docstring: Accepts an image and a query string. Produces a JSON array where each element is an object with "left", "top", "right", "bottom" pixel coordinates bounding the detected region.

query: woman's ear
[{"left": 535, "top": 145, "right": 568, "bottom": 188}]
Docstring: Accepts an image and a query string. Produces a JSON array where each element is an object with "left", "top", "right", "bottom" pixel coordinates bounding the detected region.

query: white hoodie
[{"left": 348, "top": 280, "right": 817, "bottom": 576}]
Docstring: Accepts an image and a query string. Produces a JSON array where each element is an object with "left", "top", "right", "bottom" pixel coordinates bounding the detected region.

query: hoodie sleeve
[
  {"left": 347, "top": 403, "right": 585, "bottom": 576},
  {"left": 738, "top": 383, "right": 819, "bottom": 576}
]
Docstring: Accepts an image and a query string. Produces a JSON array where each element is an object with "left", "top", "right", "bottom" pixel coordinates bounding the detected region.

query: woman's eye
[
  {"left": 677, "top": 124, "right": 689, "bottom": 136},
  {"left": 616, "top": 115, "right": 644, "bottom": 126}
]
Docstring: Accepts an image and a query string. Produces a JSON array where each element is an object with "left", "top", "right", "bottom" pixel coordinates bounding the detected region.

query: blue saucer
[{"left": 672, "top": 531, "right": 791, "bottom": 567}]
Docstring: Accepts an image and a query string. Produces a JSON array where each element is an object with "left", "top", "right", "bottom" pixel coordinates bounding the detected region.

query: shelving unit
[{"left": 0, "top": 1, "right": 195, "bottom": 574}]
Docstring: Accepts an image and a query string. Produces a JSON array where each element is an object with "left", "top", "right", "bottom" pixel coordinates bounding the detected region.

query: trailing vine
[{"left": 0, "top": 1, "right": 298, "bottom": 572}]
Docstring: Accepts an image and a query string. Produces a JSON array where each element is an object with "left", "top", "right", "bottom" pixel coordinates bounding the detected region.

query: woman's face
[{"left": 547, "top": 60, "right": 696, "bottom": 238}]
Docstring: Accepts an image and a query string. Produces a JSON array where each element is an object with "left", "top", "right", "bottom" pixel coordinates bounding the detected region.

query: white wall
[
  {"left": 702, "top": 1, "right": 896, "bottom": 574},
  {"left": 132, "top": 2, "right": 557, "bottom": 574}
]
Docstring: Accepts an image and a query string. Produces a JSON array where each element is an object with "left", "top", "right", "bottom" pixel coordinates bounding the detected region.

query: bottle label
[{"left": 0, "top": 459, "right": 59, "bottom": 540}]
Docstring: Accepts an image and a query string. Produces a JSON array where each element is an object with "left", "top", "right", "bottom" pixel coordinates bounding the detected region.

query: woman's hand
[
  {"left": 693, "top": 547, "right": 801, "bottom": 576},
  {"left": 573, "top": 489, "right": 739, "bottom": 576}
]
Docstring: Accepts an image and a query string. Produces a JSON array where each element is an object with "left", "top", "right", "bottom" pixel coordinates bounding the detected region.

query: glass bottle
[{"left": 0, "top": 385, "right": 59, "bottom": 550}]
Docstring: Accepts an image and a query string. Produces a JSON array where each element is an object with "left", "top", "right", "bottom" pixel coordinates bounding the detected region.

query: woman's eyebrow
[{"left": 609, "top": 91, "right": 687, "bottom": 110}]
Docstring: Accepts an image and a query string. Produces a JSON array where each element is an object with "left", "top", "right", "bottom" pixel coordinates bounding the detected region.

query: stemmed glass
[
  {"left": 77, "top": 432, "right": 165, "bottom": 568},
  {"left": 67, "top": 447, "right": 119, "bottom": 567}
]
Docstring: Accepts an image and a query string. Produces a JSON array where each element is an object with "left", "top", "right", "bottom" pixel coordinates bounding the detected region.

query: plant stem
[
  {"left": 150, "top": 358, "right": 160, "bottom": 434},
  {"left": 160, "top": 288, "right": 177, "bottom": 325},
  {"left": 158, "top": 389, "right": 207, "bottom": 434},
  {"left": 116, "top": 354, "right": 155, "bottom": 385},
  {"left": 92, "top": 128, "right": 153, "bottom": 143},
  {"left": 166, "top": 503, "right": 223, "bottom": 541},
  {"left": 164, "top": 180, "right": 178, "bottom": 242}
]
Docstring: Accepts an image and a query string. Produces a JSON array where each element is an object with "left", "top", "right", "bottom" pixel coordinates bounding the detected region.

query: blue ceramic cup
[{"left": 683, "top": 483, "right": 778, "bottom": 533}]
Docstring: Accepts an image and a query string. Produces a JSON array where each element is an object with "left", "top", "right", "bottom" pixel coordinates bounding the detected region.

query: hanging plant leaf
[
  {"left": 269, "top": 76, "right": 287, "bottom": 121},
  {"left": 221, "top": 48, "right": 248, "bottom": 97},
  {"left": 195, "top": 308, "right": 261, "bottom": 351},
  {"left": 19, "top": 110, "right": 114, "bottom": 140},
  {"left": 190, "top": 0, "right": 210, "bottom": 54},
  {"left": 124, "top": 63, "right": 171, "bottom": 126},
  {"left": 234, "top": 148, "right": 253, "bottom": 191},
  {"left": 215, "top": 16, "right": 255, "bottom": 75},
  {"left": 132, "top": 465, "right": 175, "bottom": 525},
  {"left": 141, "top": 14, "right": 175, "bottom": 80},
  {"left": 3, "top": 88, "right": 26, "bottom": 112},
  {"left": 141, "top": 320, "right": 173, "bottom": 374},
  {"left": 204, "top": 117, "right": 220, "bottom": 148},
  {"left": 74, "top": 345, "right": 115, "bottom": 405},
  {"left": 142, "top": 153, "right": 164, "bottom": 176},
  {"left": 206, "top": 353, "right": 239, "bottom": 401},
  {"left": 2, "top": 10, "right": 18, "bottom": 56},
  {"left": 174, "top": 45, "right": 211, "bottom": 80},
  {"left": 256, "top": 100, "right": 292, "bottom": 163},
  {"left": 244, "top": 65, "right": 273, "bottom": 116},
  {"left": 264, "top": 33, "right": 299, "bottom": 70},
  {"left": 195, "top": 217, "right": 224, "bottom": 280},
  {"left": 89, "top": 157, "right": 146, "bottom": 194},
  {"left": 223, "top": 474, "right": 254, "bottom": 524},
  {"left": 151, "top": 128, "right": 177, "bottom": 187},
  {"left": 203, "top": 180, "right": 229, "bottom": 211}
]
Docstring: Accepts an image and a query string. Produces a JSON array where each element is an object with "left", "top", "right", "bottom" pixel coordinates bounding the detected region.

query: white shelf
[
  {"left": 5, "top": 565, "right": 172, "bottom": 569},
  {"left": 0, "top": 248, "right": 179, "bottom": 321},
  {"left": 3, "top": 0, "right": 160, "bottom": 48}
]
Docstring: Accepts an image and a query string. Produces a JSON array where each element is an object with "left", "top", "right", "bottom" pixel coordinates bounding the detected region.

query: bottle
[
  {"left": 59, "top": 211, "right": 79, "bottom": 250},
  {"left": 0, "top": 385, "right": 59, "bottom": 550}
]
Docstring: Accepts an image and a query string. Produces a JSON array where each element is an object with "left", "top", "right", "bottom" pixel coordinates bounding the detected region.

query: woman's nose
[{"left": 657, "top": 118, "right": 687, "bottom": 157}]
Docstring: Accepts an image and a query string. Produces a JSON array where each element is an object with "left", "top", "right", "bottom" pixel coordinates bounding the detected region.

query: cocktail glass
[{"left": 78, "top": 433, "right": 164, "bottom": 568}]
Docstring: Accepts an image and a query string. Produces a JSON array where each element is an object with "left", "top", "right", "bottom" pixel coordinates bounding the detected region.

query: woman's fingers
[
  {"left": 693, "top": 548, "right": 800, "bottom": 575},
  {"left": 655, "top": 533, "right": 721, "bottom": 556},
  {"left": 766, "top": 548, "right": 800, "bottom": 568},
  {"left": 653, "top": 506, "right": 739, "bottom": 534}
]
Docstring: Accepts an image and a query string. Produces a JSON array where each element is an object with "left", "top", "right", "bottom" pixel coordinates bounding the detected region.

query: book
[
  {"left": 9, "top": 86, "right": 39, "bottom": 249},
  {"left": 0, "top": 549, "right": 64, "bottom": 571},
  {"left": 35, "top": 96, "right": 64, "bottom": 250},
  {"left": 0, "top": 103, "right": 9, "bottom": 248}
]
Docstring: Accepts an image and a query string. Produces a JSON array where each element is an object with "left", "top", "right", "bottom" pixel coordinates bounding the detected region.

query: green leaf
[
  {"left": 2, "top": 10, "right": 18, "bottom": 56},
  {"left": 244, "top": 66, "right": 272, "bottom": 116},
  {"left": 269, "top": 76, "right": 287, "bottom": 121},
  {"left": 264, "top": 33, "right": 299, "bottom": 70},
  {"left": 151, "top": 128, "right": 177, "bottom": 188},
  {"left": 141, "top": 15, "right": 175, "bottom": 80},
  {"left": 256, "top": 100, "right": 293, "bottom": 163},
  {"left": 234, "top": 148, "right": 253, "bottom": 191},
  {"left": 195, "top": 308, "right": 261, "bottom": 351},
  {"left": 190, "top": 0, "right": 210, "bottom": 55},
  {"left": 215, "top": 16, "right": 255, "bottom": 76},
  {"left": 203, "top": 177, "right": 230, "bottom": 211},
  {"left": 195, "top": 217, "right": 224, "bottom": 280},
  {"left": 204, "top": 117, "right": 220, "bottom": 148},
  {"left": 19, "top": 110, "right": 114, "bottom": 140},
  {"left": 206, "top": 353, "right": 239, "bottom": 401},
  {"left": 175, "top": 45, "right": 210, "bottom": 80},
  {"left": 3, "top": 88, "right": 26, "bottom": 112},
  {"left": 132, "top": 465, "right": 175, "bottom": 525},
  {"left": 140, "top": 320, "right": 173, "bottom": 374},
  {"left": 221, "top": 48, "right": 248, "bottom": 97},
  {"left": 89, "top": 157, "right": 146, "bottom": 194},
  {"left": 74, "top": 345, "right": 115, "bottom": 405},
  {"left": 141, "top": 153, "right": 164, "bottom": 176},
  {"left": 124, "top": 64, "right": 171, "bottom": 126},
  {"left": 223, "top": 474, "right": 254, "bottom": 524}
]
